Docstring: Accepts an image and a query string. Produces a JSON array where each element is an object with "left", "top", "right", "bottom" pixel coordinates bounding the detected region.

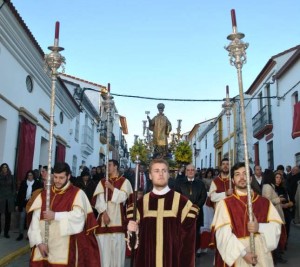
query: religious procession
[{"left": 1, "top": 1, "right": 300, "bottom": 267}]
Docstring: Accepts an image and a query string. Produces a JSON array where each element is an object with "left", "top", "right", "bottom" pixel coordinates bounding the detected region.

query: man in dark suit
[
  {"left": 175, "top": 163, "right": 207, "bottom": 254},
  {"left": 251, "top": 165, "right": 264, "bottom": 195}
]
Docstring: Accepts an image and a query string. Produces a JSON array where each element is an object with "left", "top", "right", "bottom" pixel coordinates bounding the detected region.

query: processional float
[{"left": 225, "top": 9, "right": 256, "bottom": 265}]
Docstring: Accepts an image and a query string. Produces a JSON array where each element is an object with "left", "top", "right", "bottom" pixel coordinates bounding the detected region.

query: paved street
[{"left": 2, "top": 223, "right": 300, "bottom": 266}]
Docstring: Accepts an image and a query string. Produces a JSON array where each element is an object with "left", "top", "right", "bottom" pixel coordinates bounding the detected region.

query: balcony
[
  {"left": 81, "top": 125, "right": 93, "bottom": 156},
  {"left": 214, "top": 129, "right": 222, "bottom": 149},
  {"left": 99, "top": 130, "right": 115, "bottom": 151},
  {"left": 252, "top": 105, "right": 273, "bottom": 140}
]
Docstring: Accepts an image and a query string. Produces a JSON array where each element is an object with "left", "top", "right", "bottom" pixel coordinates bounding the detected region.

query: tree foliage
[
  {"left": 129, "top": 140, "right": 149, "bottom": 165},
  {"left": 174, "top": 141, "right": 192, "bottom": 166}
]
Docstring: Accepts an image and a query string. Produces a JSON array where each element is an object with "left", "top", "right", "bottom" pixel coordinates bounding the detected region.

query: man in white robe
[
  {"left": 28, "top": 162, "right": 100, "bottom": 267},
  {"left": 211, "top": 162, "right": 282, "bottom": 267},
  {"left": 94, "top": 159, "right": 133, "bottom": 267}
]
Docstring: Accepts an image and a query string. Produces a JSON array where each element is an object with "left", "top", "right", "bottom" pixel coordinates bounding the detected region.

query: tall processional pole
[
  {"left": 104, "top": 83, "right": 114, "bottom": 205},
  {"left": 222, "top": 85, "right": 233, "bottom": 190},
  {"left": 225, "top": 10, "right": 256, "bottom": 264},
  {"left": 44, "top": 21, "right": 65, "bottom": 245}
]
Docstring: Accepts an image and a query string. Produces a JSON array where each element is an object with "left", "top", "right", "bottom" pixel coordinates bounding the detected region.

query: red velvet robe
[
  {"left": 30, "top": 184, "right": 100, "bottom": 267},
  {"left": 95, "top": 176, "right": 128, "bottom": 234},
  {"left": 211, "top": 192, "right": 271, "bottom": 267},
  {"left": 127, "top": 190, "right": 199, "bottom": 267},
  {"left": 214, "top": 175, "right": 230, "bottom": 193}
]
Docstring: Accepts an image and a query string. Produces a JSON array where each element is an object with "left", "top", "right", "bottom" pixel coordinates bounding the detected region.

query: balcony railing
[
  {"left": 252, "top": 105, "right": 273, "bottom": 139},
  {"left": 81, "top": 125, "right": 93, "bottom": 156},
  {"left": 213, "top": 129, "right": 222, "bottom": 148}
]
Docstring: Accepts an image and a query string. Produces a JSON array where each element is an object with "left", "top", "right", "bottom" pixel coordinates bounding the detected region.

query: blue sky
[{"left": 11, "top": 0, "right": 300, "bottom": 146}]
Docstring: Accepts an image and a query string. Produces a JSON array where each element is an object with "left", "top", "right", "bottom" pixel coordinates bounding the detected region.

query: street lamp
[{"left": 193, "top": 142, "right": 200, "bottom": 168}]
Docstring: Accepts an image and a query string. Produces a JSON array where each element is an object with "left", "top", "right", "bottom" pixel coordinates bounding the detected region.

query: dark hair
[
  {"left": 276, "top": 165, "right": 284, "bottom": 171},
  {"left": 0, "top": 163, "right": 11, "bottom": 175},
  {"left": 43, "top": 165, "right": 48, "bottom": 171},
  {"left": 53, "top": 162, "right": 71, "bottom": 176},
  {"left": 221, "top": 158, "right": 229, "bottom": 164},
  {"left": 230, "top": 162, "right": 245, "bottom": 179},
  {"left": 81, "top": 170, "right": 90, "bottom": 177},
  {"left": 263, "top": 169, "right": 275, "bottom": 185},
  {"left": 109, "top": 159, "right": 119, "bottom": 170},
  {"left": 149, "top": 158, "right": 169, "bottom": 172},
  {"left": 205, "top": 168, "right": 214, "bottom": 178},
  {"left": 25, "top": 170, "right": 34, "bottom": 179}
]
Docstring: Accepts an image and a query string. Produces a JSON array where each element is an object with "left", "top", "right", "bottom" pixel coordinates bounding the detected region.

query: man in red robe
[
  {"left": 208, "top": 158, "right": 232, "bottom": 206},
  {"left": 127, "top": 158, "right": 199, "bottom": 267},
  {"left": 94, "top": 159, "right": 133, "bottom": 267},
  {"left": 28, "top": 162, "right": 100, "bottom": 267},
  {"left": 211, "top": 162, "right": 282, "bottom": 267}
]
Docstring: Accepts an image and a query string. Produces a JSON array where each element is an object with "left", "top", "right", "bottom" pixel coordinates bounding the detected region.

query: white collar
[
  {"left": 27, "top": 179, "right": 34, "bottom": 186},
  {"left": 152, "top": 186, "right": 170, "bottom": 195},
  {"left": 187, "top": 178, "right": 194, "bottom": 182}
]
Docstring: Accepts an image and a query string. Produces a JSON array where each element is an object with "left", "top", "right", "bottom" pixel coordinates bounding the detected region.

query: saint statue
[{"left": 147, "top": 103, "right": 172, "bottom": 158}]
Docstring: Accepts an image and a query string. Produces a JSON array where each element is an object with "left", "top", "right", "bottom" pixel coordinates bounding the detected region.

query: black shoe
[
  {"left": 16, "top": 234, "right": 23, "bottom": 241},
  {"left": 4, "top": 233, "right": 10, "bottom": 238}
]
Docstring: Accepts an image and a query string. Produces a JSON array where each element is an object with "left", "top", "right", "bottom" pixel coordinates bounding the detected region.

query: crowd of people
[{"left": 0, "top": 159, "right": 300, "bottom": 266}]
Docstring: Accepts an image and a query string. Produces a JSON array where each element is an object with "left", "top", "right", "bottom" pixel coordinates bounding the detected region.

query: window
[
  {"left": 209, "top": 153, "right": 212, "bottom": 167},
  {"left": 26, "top": 75, "right": 33, "bottom": 93},
  {"left": 205, "top": 135, "right": 207, "bottom": 149},
  {"left": 296, "top": 153, "right": 300, "bottom": 166},
  {"left": 59, "top": 111, "right": 64, "bottom": 124},
  {"left": 75, "top": 115, "right": 80, "bottom": 142},
  {"left": 292, "top": 91, "right": 298, "bottom": 105},
  {"left": 267, "top": 141, "right": 274, "bottom": 170},
  {"left": 72, "top": 155, "right": 77, "bottom": 177}
]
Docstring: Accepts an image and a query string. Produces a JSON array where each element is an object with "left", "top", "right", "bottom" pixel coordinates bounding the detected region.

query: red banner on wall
[
  {"left": 292, "top": 102, "right": 300, "bottom": 139},
  {"left": 15, "top": 118, "right": 36, "bottom": 186}
]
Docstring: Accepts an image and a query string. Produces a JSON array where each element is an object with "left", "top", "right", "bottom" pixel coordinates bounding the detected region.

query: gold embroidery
[
  {"left": 181, "top": 200, "right": 193, "bottom": 223},
  {"left": 142, "top": 192, "right": 180, "bottom": 267}
]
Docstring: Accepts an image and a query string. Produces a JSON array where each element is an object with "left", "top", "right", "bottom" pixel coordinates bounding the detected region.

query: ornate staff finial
[
  {"left": 44, "top": 21, "right": 65, "bottom": 246},
  {"left": 225, "top": 9, "right": 256, "bottom": 265}
]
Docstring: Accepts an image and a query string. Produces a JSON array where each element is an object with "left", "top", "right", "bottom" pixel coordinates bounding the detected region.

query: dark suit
[
  {"left": 251, "top": 176, "right": 263, "bottom": 195},
  {"left": 175, "top": 177, "right": 207, "bottom": 251}
]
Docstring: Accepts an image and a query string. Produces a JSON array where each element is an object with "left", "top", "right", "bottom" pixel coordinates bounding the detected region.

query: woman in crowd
[
  {"left": 262, "top": 170, "right": 287, "bottom": 264},
  {"left": 0, "top": 163, "right": 15, "bottom": 238},
  {"left": 15, "top": 170, "right": 41, "bottom": 240},
  {"left": 274, "top": 171, "right": 293, "bottom": 244}
]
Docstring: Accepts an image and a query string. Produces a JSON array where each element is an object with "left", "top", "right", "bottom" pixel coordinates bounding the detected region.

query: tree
[
  {"left": 174, "top": 141, "right": 192, "bottom": 166},
  {"left": 129, "top": 140, "right": 149, "bottom": 165}
]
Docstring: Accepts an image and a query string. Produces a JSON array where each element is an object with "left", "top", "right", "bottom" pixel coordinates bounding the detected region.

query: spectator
[
  {"left": 251, "top": 165, "right": 264, "bottom": 195},
  {"left": 75, "top": 170, "right": 96, "bottom": 202},
  {"left": 202, "top": 168, "right": 214, "bottom": 192},
  {"left": 274, "top": 171, "right": 293, "bottom": 243},
  {"left": 0, "top": 163, "right": 15, "bottom": 238},
  {"left": 262, "top": 170, "right": 287, "bottom": 264},
  {"left": 15, "top": 170, "right": 41, "bottom": 240}
]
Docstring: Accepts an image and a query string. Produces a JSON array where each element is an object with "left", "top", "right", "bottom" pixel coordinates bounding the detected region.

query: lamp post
[
  {"left": 222, "top": 85, "right": 233, "bottom": 189},
  {"left": 193, "top": 142, "right": 200, "bottom": 168}
]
